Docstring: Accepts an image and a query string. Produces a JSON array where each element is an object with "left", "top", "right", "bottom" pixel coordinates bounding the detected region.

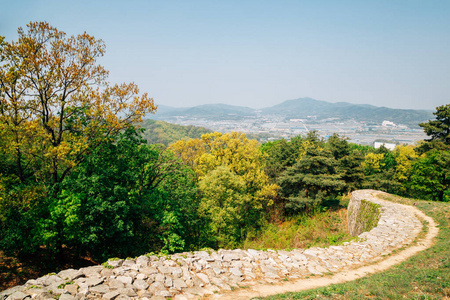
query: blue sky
[{"left": 1, "top": 0, "right": 449, "bottom": 110}]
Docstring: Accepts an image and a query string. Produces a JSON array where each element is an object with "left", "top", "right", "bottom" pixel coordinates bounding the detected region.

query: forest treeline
[
  {"left": 1, "top": 22, "right": 449, "bottom": 266},
  {"left": 139, "top": 120, "right": 212, "bottom": 146}
]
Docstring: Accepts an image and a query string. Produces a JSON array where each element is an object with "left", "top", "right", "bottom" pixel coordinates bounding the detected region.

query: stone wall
[
  {"left": 1, "top": 190, "right": 423, "bottom": 300},
  {"left": 347, "top": 191, "right": 382, "bottom": 236}
]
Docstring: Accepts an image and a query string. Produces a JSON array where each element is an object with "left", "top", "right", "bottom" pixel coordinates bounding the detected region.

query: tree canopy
[
  {"left": 170, "top": 131, "right": 278, "bottom": 247},
  {"left": 0, "top": 22, "right": 156, "bottom": 192},
  {"left": 0, "top": 22, "right": 159, "bottom": 260}
]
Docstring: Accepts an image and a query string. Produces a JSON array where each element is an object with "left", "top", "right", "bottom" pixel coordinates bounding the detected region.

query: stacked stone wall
[
  {"left": 347, "top": 192, "right": 382, "bottom": 236},
  {"left": 1, "top": 190, "right": 423, "bottom": 300}
]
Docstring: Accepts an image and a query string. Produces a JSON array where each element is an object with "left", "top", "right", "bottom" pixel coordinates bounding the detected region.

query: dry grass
[{"left": 242, "top": 206, "right": 352, "bottom": 251}]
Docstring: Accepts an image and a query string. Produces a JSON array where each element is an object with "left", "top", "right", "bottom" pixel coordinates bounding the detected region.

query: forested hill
[
  {"left": 153, "top": 103, "right": 256, "bottom": 120},
  {"left": 139, "top": 119, "right": 212, "bottom": 146},
  {"left": 150, "top": 98, "right": 433, "bottom": 128},
  {"left": 261, "top": 98, "right": 433, "bottom": 127},
  {"left": 139, "top": 119, "right": 272, "bottom": 145}
]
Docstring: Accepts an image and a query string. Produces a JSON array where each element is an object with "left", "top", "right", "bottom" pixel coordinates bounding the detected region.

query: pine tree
[
  {"left": 419, "top": 104, "right": 450, "bottom": 145},
  {"left": 278, "top": 144, "right": 345, "bottom": 213}
]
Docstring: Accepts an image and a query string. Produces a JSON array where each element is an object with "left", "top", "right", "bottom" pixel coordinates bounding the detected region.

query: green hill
[
  {"left": 261, "top": 98, "right": 433, "bottom": 127},
  {"left": 150, "top": 98, "right": 433, "bottom": 128},
  {"left": 139, "top": 119, "right": 212, "bottom": 146},
  {"left": 150, "top": 103, "right": 256, "bottom": 121}
]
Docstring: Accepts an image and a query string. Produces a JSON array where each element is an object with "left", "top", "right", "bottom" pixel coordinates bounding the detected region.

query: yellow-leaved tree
[
  {"left": 393, "top": 144, "right": 418, "bottom": 194},
  {"left": 362, "top": 152, "right": 385, "bottom": 175},
  {"left": 394, "top": 145, "right": 418, "bottom": 182},
  {"left": 170, "top": 131, "right": 278, "bottom": 248},
  {"left": 0, "top": 22, "right": 156, "bottom": 192}
]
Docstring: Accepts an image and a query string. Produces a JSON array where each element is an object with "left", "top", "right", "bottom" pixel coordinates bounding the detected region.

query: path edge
[{"left": 222, "top": 192, "right": 439, "bottom": 299}]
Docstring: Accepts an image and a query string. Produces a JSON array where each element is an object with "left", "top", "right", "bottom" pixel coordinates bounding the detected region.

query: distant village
[{"left": 164, "top": 112, "right": 427, "bottom": 148}]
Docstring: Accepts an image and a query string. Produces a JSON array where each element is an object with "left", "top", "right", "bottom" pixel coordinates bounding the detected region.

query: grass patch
[
  {"left": 101, "top": 262, "right": 114, "bottom": 269},
  {"left": 242, "top": 201, "right": 352, "bottom": 250},
  {"left": 57, "top": 281, "right": 73, "bottom": 289},
  {"left": 259, "top": 194, "right": 450, "bottom": 300},
  {"left": 351, "top": 199, "right": 381, "bottom": 235}
]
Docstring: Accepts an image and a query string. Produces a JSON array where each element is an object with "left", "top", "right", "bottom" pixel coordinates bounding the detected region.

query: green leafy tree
[
  {"left": 60, "top": 129, "right": 199, "bottom": 259},
  {"left": 392, "top": 145, "right": 418, "bottom": 195},
  {"left": 375, "top": 145, "right": 396, "bottom": 171},
  {"left": 407, "top": 104, "right": 450, "bottom": 201},
  {"left": 361, "top": 146, "right": 400, "bottom": 193},
  {"left": 0, "top": 179, "right": 47, "bottom": 257},
  {"left": 170, "top": 132, "right": 278, "bottom": 247},
  {"left": 406, "top": 150, "right": 450, "bottom": 202},
  {"left": 393, "top": 145, "right": 417, "bottom": 181},
  {"left": 198, "top": 166, "right": 250, "bottom": 248},
  {"left": 327, "top": 134, "right": 351, "bottom": 160},
  {"left": 362, "top": 152, "right": 385, "bottom": 175},
  {"left": 1, "top": 128, "right": 200, "bottom": 260},
  {"left": 0, "top": 22, "right": 156, "bottom": 260},
  {"left": 0, "top": 22, "right": 155, "bottom": 194}
]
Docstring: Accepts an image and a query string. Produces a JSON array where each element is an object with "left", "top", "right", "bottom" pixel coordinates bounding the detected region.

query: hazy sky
[{"left": 1, "top": 0, "right": 449, "bottom": 110}]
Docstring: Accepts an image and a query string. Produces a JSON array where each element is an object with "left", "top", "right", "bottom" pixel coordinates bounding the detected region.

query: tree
[
  {"left": 406, "top": 150, "right": 450, "bottom": 202},
  {"left": 278, "top": 142, "right": 345, "bottom": 213},
  {"left": 327, "top": 134, "right": 350, "bottom": 160},
  {"left": 361, "top": 148, "right": 400, "bottom": 193},
  {"left": 0, "top": 22, "right": 156, "bottom": 194},
  {"left": 362, "top": 152, "right": 385, "bottom": 175},
  {"left": 0, "top": 22, "right": 157, "bottom": 260},
  {"left": 170, "top": 132, "right": 278, "bottom": 247},
  {"left": 419, "top": 104, "right": 450, "bottom": 145},
  {"left": 393, "top": 145, "right": 417, "bottom": 182},
  {"left": 338, "top": 150, "right": 365, "bottom": 192},
  {"left": 9, "top": 128, "right": 201, "bottom": 260},
  {"left": 326, "top": 134, "right": 365, "bottom": 192},
  {"left": 262, "top": 137, "right": 303, "bottom": 182},
  {"left": 198, "top": 166, "right": 250, "bottom": 248}
]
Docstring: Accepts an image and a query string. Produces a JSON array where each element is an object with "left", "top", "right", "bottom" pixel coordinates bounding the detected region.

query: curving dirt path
[{"left": 217, "top": 193, "right": 439, "bottom": 300}]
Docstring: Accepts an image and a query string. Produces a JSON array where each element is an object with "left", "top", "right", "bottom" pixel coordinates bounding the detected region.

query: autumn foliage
[
  {"left": 0, "top": 22, "right": 156, "bottom": 189},
  {"left": 0, "top": 22, "right": 160, "bottom": 261}
]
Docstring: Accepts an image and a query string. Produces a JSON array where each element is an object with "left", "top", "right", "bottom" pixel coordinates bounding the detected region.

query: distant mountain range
[
  {"left": 154, "top": 103, "right": 257, "bottom": 120},
  {"left": 149, "top": 98, "right": 433, "bottom": 128}
]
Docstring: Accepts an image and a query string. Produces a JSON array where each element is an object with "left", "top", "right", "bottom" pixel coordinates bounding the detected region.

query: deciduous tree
[
  {"left": 170, "top": 132, "right": 278, "bottom": 247},
  {"left": 406, "top": 150, "right": 450, "bottom": 202},
  {"left": 0, "top": 22, "right": 156, "bottom": 193}
]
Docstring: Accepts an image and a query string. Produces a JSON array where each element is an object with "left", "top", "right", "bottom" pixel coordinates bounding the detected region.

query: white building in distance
[
  {"left": 374, "top": 141, "right": 397, "bottom": 150},
  {"left": 382, "top": 120, "right": 396, "bottom": 127}
]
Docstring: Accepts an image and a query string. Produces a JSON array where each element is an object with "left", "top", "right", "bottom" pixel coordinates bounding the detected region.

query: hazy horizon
[
  {"left": 155, "top": 97, "right": 437, "bottom": 111},
  {"left": 2, "top": 0, "right": 449, "bottom": 111}
]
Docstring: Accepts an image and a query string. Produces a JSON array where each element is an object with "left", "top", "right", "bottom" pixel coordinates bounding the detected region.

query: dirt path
[{"left": 217, "top": 195, "right": 439, "bottom": 299}]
